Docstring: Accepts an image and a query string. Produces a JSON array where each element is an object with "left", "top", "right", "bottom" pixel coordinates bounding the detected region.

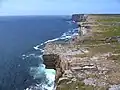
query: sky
[{"left": 0, "top": 0, "right": 120, "bottom": 15}]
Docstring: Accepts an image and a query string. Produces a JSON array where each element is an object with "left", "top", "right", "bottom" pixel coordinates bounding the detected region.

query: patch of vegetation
[
  {"left": 94, "top": 25, "right": 120, "bottom": 38},
  {"left": 88, "top": 40, "right": 105, "bottom": 44},
  {"left": 89, "top": 45, "right": 112, "bottom": 54},
  {"left": 86, "top": 74, "right": 98, "bottom": 78},
  {"left": 87, "top": 18, "right": 120, "bottom": 55},
  {"left": 56, "top": 80, "right": 108, "bottom": 90},
  {"left": 97, "top": 18, "right": 120, "bottom": 23},
  {"left": 107, "top": 55, "right": 120, "bottom": 63},
  {"left": 102, "top": 26, "right": 120, "bottom": 37},
  {"left": 56, "top": 16, "right": 120, "bottom": 90},
  {"left": 73, "top": 53, "right": 87, "bottom": 58}
]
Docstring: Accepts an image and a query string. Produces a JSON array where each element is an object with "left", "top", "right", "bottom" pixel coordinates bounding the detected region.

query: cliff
[
  {"left": 43, "top": 14, "right": 120, "bottom": 90},
  {"left": 72, "top": 14, "right": 87, "bottom": 22}
]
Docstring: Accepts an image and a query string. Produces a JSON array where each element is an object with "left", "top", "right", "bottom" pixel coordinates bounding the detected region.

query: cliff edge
[{"left": 43, "top": 14, "right": 120, "bottom": 90}]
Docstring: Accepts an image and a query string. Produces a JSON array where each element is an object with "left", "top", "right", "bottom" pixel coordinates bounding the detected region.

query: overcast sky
[{"left": 0, "top": 0, "right": 120, "bottom": 15}]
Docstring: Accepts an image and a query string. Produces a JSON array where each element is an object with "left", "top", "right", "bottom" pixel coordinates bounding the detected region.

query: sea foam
[{"left": 25, "top": 26, "right": 79, "bottom": 90}]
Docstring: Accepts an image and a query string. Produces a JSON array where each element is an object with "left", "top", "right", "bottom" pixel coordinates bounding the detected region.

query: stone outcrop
[
  {"left": 105, "top": 36, "right": 120, "bottom": 43},
  {"left": 43, "top": 54, "right": 60, "bottom": 69},
  {"left": 43, "top": 15, "right": 120, "bottom": 90},
  {"left": 43, "top": 53, "right": 70, "bottom": 83},
  {"left": 72, "top": 14, "right": 87, "bottom": 22}
]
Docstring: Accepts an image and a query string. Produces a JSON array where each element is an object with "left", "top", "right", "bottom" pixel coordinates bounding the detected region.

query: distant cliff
[{"left": 72, "top": 14, "right": 87, "bottom": 22}]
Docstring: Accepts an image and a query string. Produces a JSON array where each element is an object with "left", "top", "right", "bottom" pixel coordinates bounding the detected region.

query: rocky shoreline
[{"left": 43, "top": 14, "right": 120, "bottom": 90}]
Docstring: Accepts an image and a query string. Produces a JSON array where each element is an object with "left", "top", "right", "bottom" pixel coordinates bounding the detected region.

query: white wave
[
  {"left": 60, "top": 35, "right": 72, "bottom": 40},
  {"left": 72, "top": 32, "right": 79, "bottom": 36},
  {"left": 44, "top": 38, "right": 59, "bottom": 44},
  {"left": 33, "top": 45, "right": 40, "bottom": 50},
  {"left": 33, "top": 28, "right": 79, "bottom": 52},
  {"left": 30, "top": 64, "right": 46, "bottom": 79},
  {"left": 39, "top": 49, "right": 45, "bottom": 53},
  {"left": 40, "top": 43, "right": 44, "bottom": 46},
  {"left": 37, "top": 55, "right": 43, "bottom": 60},
  {"left": 22, "top": 54, "right": 26, "bottom": 57},
  {"left": 66, "top": 21, "right": 72, "bottom": 25},
  {"left": 29, "top": 53, "right": 35, "bottom": 56},
  {"left": 27, "top": 68, "right": 55, "bottom": 90},
  {"left": 26, "top": 27, "right": 79, "bottom": 90},
  {"left": 33, "top": 45, "right": 44, "bottom": 53},
  {"left": 59, "top": 28, "right": 78, "bottom": 40},
  {"left": 43, "top": 69, "right": 56, "bottom": 90}
]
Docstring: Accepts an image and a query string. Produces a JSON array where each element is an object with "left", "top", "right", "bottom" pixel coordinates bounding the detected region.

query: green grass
[
  {"left": 96, "top": 17, "right": 120, "bottom": 37},
  {"left": 56, "top": 80, "right": 108, "bottom": 90},
  {"left": 57, "top": 16, "right": 120, "bottom": 90},
  {"left": 97, "top": 18, "right": 120, "bottom": 23},
  {"left": 95, "top": 25, "right": 120, "bottom": 37},
  {"left": 92, "top": 18, "right": 120, "bottom": 63},
  {"left": 102, "top": 26, "right": 120, "bottom": 37},
  {"left": 107, "top": 54, "right": 120, "bottom": 65}
]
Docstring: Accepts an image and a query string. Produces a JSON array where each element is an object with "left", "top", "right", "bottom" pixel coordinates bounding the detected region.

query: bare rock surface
[{"left": 43, "top": 15, "right": 120, "bottom": 90}]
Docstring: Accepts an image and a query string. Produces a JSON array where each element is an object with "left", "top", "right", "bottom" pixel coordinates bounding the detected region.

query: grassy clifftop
[
  {"left": 44, "top": 15, "right": 120, "bottom": 90},
  {"left": 90, "top": 15, "right": 120, "bottom": 60}
]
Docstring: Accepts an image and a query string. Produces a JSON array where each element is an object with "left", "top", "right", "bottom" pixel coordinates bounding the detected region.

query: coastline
[
  {"left": 25, "top": 17, "right": 79, "bottom": 90},
  {"left": 43, "top": 14, "right": 120, "bottom": 90}
]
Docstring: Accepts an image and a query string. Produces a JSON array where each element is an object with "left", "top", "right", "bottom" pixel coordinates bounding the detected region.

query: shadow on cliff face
[
  {"left": 43, "top": 54, "right": 60, "bottom": 69},
  {"left": 43, "top": 54, "right": 64, "bottom": 84}
]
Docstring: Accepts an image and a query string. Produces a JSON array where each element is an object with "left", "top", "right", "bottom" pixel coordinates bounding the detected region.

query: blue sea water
[{"left": 0, "top": 16, "right": 78, "bottom": 90}]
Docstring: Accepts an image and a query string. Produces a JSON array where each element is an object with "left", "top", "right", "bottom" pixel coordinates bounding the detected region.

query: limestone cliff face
[
  {"left": 72, "top": 14, "right": 86, "bottom": 22},
  {"left": 43, "top": 15, "right": 120, "bottom": 90},
  {"left": 43, "top": 53, "right": 70, "bottom": 83},
  {"left": 43, "top": 54, "right": 59, "bottom": 69}
]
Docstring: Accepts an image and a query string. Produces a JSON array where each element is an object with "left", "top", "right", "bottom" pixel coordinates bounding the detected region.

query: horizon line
[{"left": 0, "top": 14, "right": 120, "bottom": 17}]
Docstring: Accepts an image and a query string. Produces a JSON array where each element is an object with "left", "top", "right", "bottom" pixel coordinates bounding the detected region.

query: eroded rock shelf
[{"left": 43, "top": 14, "right": 120, "bottom": 90}]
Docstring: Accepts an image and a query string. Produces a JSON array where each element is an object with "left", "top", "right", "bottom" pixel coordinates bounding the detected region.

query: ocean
[{"left": 0, "top": 15, "right": 78, "bottom": 90}]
